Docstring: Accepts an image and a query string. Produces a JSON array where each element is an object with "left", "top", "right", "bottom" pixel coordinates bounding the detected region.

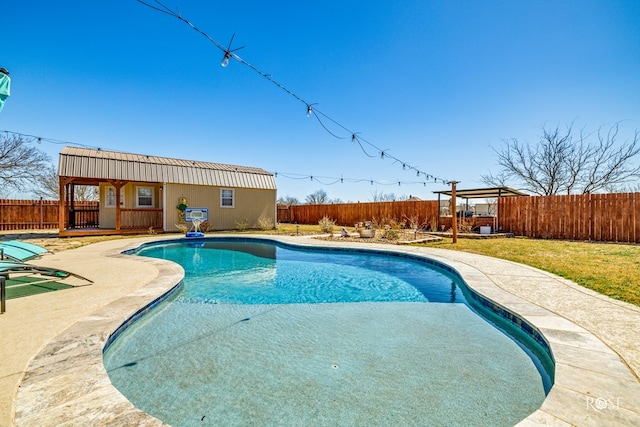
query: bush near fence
[{"left": 0, "top": 199, "right": 99, "bottom": 231}]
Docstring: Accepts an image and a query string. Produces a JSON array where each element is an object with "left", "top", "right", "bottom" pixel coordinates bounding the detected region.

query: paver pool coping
[{"left": 9, "top": 234, "right": 640, "bottom": 426}]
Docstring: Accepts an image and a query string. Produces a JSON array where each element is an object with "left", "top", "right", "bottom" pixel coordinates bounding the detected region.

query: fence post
[{"left": 1, "top": 276, "right": 6, "bottom": 314}]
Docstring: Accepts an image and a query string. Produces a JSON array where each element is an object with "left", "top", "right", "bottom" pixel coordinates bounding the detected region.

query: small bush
[
  {"left": 371, "top": 216, "right": 404, "bottom": 231},
  {"left": 258, "top": 215, "right": 274, "bottom": 230},
  {"left": 382, "top": 225, "right": 400, "bottom": 240},
  {"left": 318, "top": 215, "right": 336, "bottom": 234},
  {"left": 235, "top": 218, "right": 249, "bottom": 231}
]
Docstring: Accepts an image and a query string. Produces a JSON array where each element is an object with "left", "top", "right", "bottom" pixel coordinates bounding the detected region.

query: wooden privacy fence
[
  {"left": 278, "top": 200, "right": 440, "bottom": 228},
  {"left": 0, "top": 199, "right": 99, "bottom": 231},
  {"left": 499, "top": 192, "right": 640, "bottom": 243}
]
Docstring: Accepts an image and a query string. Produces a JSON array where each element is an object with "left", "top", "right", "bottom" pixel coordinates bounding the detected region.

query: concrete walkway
[{"left": 1, "top": 235, "right": 639, "bottom": 426}]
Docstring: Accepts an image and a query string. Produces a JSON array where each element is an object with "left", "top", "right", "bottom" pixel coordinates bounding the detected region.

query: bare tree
[
  {"left": 31, "top": 165, "right": 98, "bottom": 201},
  {"left": 0, "top": 133, "right": 51, "bottom": 196},
  {"left": 480, "top": 171, "right": 514, "bottom": 189},
  {"left": 369, "top": 190, "right": 410, "bottom": 202},
  {"left": 370, "top": 190, "right": 394, "bottom": 201},
  {"left": 483, "top": 123, "right": 640, "bottom": 195},
  {"left": 305, "top": 189, "right": 329, "bottom": 204},
  {"left": 277, "top": 195, "right": 300, "bottom": 206}
]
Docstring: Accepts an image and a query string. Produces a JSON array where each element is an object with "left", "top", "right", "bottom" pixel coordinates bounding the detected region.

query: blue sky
[{"left": 2, "top": 0, "right": 640, "bottom": 202}]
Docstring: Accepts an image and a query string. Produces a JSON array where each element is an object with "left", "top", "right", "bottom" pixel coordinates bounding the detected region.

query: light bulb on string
[
  {"left": 220, "top": 52, "right": 231, "bottom": 67},
  {"left": 219, "top": 33, "right": 244, "bottom": 68}
]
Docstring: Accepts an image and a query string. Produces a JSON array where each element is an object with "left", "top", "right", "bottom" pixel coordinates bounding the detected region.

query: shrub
[
  {"left": 235, "top": 218, "right": 249, "bottom": 231},
  {"left": 381, "top": 225, "right": 400, "bottom": 240},
  {"left": 258, "top": 215, "right": 274, "bottom": 230},
  {"left": 318, "top": 215, "right": 335, "bottom": 234}
]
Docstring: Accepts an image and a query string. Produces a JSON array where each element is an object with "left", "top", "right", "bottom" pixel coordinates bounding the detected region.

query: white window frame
[
  {"left": 220, "top": 188, "right": 235, "bottom": 208},
  {"left": 105, "top": 186, "right": 125, "bottom": 208},
  {"left": 136, "top": 186, "right": 154, "bottom": 208}
]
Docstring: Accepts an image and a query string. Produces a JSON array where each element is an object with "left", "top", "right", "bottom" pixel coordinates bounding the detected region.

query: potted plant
[{"left": 176, "top": 198, "right": 188, "bottom": 224}]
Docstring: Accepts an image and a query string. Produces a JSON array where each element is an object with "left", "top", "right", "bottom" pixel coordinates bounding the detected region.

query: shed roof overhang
[{"left": 433, "top": 186, "right": 529, "bottom": 199}]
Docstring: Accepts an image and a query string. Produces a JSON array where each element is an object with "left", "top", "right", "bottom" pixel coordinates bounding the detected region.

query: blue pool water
[
  {"left": 140, "top": 240, "right": 463, "bottom": 305},
  {"left": 104, "top": 238, "right": 551, "bottom": 426}
]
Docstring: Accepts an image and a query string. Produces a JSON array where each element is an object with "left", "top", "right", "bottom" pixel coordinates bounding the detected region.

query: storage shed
[{"left": 57, "top": 146, "right": 277, "bottom": 236}]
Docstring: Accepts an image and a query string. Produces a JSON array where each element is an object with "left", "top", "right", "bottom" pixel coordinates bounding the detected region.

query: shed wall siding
[
  {"left": 98, "top": 182, "right": 162, "bottom": 229},
  {"left": 165, "top": 184, "right": 276, "bottom": 232}
]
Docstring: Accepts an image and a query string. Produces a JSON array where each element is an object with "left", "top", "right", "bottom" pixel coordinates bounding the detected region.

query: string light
[
  {"left": 0, "top": 130, "right": 98, "bottom": 150},
  {"left": 220, "top": 52, "right": 231, "bottom": 67},
  {"left": 136, "top": 0, "right": 453, "bottom": 186},
  {"left": 3, "top": 128, "right": 454, "bottom": 188},
  {"left": 273, "top": 171, "right": 443, "bottom": 186},
  {"left": 220, "top": 34, "right": 244, "bottom": 67}
]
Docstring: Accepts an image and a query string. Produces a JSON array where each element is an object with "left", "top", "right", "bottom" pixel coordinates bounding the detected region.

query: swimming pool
[{"left": 104, "top": 237, "right": 553, "bottom": 426}]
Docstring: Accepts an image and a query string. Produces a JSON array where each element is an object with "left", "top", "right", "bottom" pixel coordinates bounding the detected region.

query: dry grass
[{"left": 414, "top": 237, "right": 640, "bottom": 307}]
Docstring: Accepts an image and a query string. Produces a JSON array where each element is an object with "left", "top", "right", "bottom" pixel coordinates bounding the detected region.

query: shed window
[
  {"left": 221, "top": 189, "right": 234, "bottom": 208},
  {"left": 136, "top": 187, "right": 154, "bottom": 207},
  {"left": 105, "top": 187, "right": 125, "bottom": 208}
]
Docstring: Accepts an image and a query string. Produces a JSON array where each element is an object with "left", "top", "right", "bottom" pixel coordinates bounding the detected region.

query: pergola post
[
  {"left": 58, "top": 177, "right": 74, "bottom": 234},
  {"left": 115, "top": 181, "right": 123, "bottom": 231},
  {"left": 58, "top": 176, "right": 66, "bottom": 233},
  {"left": 451, "top": 181, "right": 457, "bottom": 244},
  {"left": 436, "top": 193, "right": 441, "bottom": 231}
]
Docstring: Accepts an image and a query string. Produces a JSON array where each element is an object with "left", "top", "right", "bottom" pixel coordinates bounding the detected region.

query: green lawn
[{"left": 414, "top": 237, "right": 640, "bottom": 307}]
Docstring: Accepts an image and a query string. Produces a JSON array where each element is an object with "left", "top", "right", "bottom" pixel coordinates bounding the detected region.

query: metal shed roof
[
  {"left": 58, "top": 146, "right": 277, "bottom": 190},
  {"left": 432, "top": 186, "right": 529, "bottom": 198}
]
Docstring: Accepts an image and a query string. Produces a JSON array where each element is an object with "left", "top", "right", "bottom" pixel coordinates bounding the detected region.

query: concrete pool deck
[{"left": 1, "top": 234, "right": 639, "bottom": 426}]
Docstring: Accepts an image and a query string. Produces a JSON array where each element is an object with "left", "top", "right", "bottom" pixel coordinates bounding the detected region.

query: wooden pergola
[{"left": 433, "top": 186, "right": 529, "bottom": 242}]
